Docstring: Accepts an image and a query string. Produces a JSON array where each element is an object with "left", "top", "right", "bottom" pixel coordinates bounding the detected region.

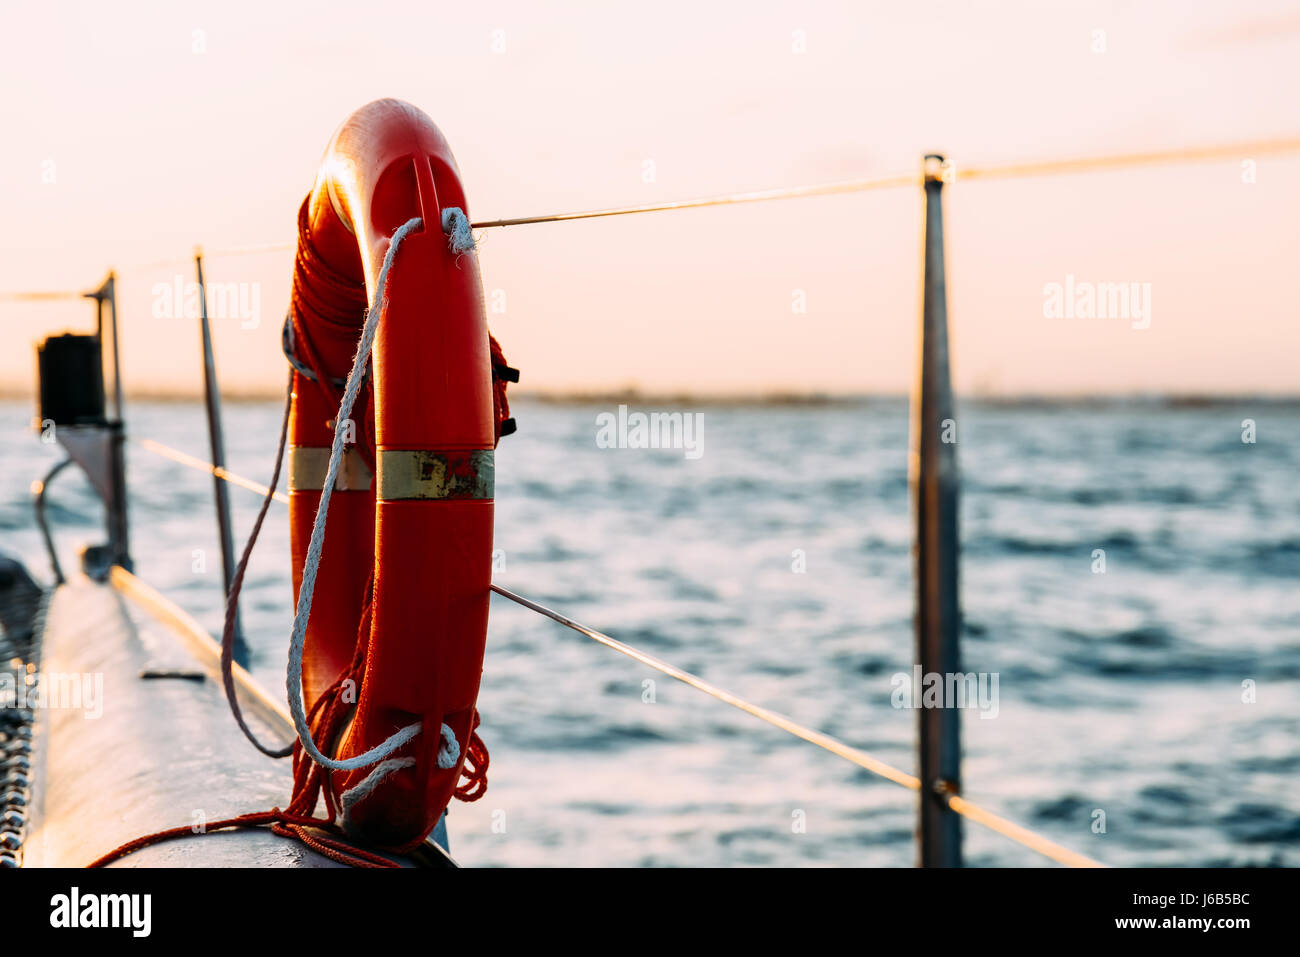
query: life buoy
[{"left": 283, "top": 99, "right": 505, "bottom": 849}]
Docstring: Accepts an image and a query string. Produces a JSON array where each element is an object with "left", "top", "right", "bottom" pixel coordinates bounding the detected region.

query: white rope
[
  {"left": 286, "top": 211, "right": 471, "bottom": 774},
  {"left": 441, "top": 207, "right": 476, "bottom": 255},
  {"left": 338, "top": 725, "right": 458, "bottom": 828},
  {"left": 435, "top": 722, "right": 461, "bottom": 769},
  {"left": 339, "top": 757, "right": 415, "bottom": 830}
]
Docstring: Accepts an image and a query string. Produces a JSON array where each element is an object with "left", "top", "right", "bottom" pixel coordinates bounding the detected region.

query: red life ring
[{"left": 284, "top": 99, "right": 499, "bottom": 849}]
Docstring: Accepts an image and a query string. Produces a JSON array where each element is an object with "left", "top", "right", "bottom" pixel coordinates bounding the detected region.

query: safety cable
[
  {"left": 3, "top": 133, "right": 1295, "bottom": 290},
  {"left": 950, "top": 135, "right": 1300, "bottom": 183}
]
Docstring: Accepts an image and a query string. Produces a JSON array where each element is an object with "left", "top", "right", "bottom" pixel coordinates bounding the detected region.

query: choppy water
[{"left": 3, "top": 396, "right": 1298, "bottom": 866}]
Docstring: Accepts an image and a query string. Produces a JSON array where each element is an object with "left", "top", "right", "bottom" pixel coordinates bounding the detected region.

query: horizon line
[{"left": 4, "top": 387, "right": 1300, "bottom": 408}]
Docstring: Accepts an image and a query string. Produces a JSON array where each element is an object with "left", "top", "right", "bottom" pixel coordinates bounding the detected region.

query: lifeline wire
[
  {"left": 0, "top": 291, "right": 87, "bottom": 301},
  {"left": 951, "top": 135, "right": 1300, "bottom": 183},
  {"left": 472, "top": 135, "right": 1300, "bottom": 228},
  {"left": 137, "top": 437, "right": 289, "bottom": 504},
  {"left": 6, "top": 133, "right": 1295, "bottom": 288},
  {"left": 132, "top": 437, "right": 1105, "bottom": 867},
  {"left": 486, "top": 584, "right": 1103, "bottom": 869}
]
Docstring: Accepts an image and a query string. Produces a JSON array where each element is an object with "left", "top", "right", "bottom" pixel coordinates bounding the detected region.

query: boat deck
[{"left": 20, "top": 572, "right": 444, "bottom": 867}]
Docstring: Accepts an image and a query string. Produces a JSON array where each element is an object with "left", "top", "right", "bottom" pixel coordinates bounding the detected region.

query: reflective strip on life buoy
[
  {"left": 376, "top": 449, "right": 493, "bottom": 500},
  {"left": 288, "top": 446, "right": 374, "bottom": 492}
]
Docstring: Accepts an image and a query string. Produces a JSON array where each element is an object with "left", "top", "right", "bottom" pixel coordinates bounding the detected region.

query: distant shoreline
[{"left": 3, "top": 388, "right": 1299, "bottom": 409}]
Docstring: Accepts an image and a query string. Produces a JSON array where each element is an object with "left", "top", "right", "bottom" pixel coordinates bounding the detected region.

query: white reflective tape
[{"left": 288, "top": 446, "right": 373, "bottom": 492}]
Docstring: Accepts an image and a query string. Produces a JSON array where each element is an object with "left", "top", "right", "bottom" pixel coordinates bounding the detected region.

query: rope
[
  {"left": 453, "top": 710, "right": 490, "bottom": 802},
  {"left": 87, "top": 808, "right": 401, "bottom": 869},
  {"left": 217, "top": 367, "right": 295, "bottom": 758},
  {"left": 132, "top": 438, "right": 1104, "bottom": 867},
  {"left": 441, "top": 207, "right": 477, "bottom": 254},
  {"left": 339, "top": 757, "right": 415, "bottom": 831},
  {"left": 286, "top": 196, "right": 379, "bottom": 475}
]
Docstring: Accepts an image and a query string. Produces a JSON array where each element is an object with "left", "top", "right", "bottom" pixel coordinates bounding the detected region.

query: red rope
[
  {"left": 454, "top": 711, "right": 490, "bottom": 802},
  {"left": 270, "top": 820, "right": 397, "bottom": 869},
  {"left": 291, "top": 197, "right": 368, "bottom": 330},
  {"left": 87, "top": 809, "right": 399, "bottom": 869},
  {"left": 289, "top": 198, "right": 379, "bottom": 474},
  {"left": 286, "top": 571, "right": 376, "bottom": 822}
]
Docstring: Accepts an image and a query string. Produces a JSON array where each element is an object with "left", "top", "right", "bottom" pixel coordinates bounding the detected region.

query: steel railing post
[{"left": 910, "top": 154, "right": 963, "bottom": 867}]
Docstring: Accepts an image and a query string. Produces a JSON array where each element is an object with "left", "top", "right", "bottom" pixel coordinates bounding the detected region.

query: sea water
[{"left": 2, "top": 397, "right": 1296, "bottom": 867}]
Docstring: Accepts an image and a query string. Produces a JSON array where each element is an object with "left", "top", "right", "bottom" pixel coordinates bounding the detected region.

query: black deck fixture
[{"left": 32, "top": 273, "right": 130, "bottom": 582}]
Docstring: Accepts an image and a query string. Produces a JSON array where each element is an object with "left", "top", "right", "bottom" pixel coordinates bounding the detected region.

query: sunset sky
[{"left": 2, "top": 0, "right": 1298, "bottom": 398}]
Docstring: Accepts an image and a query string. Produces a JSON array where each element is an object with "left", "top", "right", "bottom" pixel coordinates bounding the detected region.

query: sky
[{"left": 1, "top": 0, "right": 1298, "bottom": 398}]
